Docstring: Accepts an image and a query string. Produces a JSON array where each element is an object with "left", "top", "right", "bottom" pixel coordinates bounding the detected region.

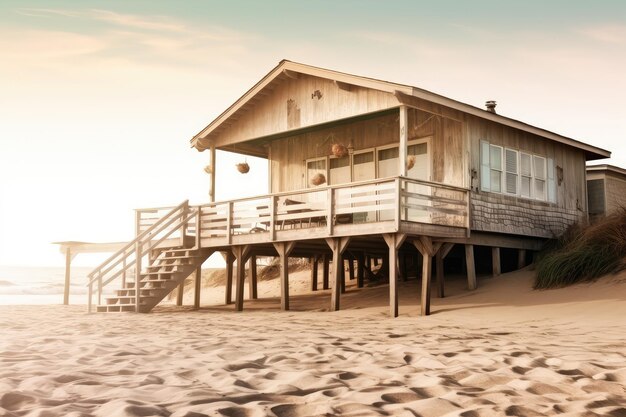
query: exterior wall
[
  {"left": 587, "top": 178, "right": 605, "bottom": 221},
  {"left": 212, "top": 74, "right": 400, "bottom": 147},
  {"left": 466, "top": 114, "right": 587, "bottom": 238},
  {"left": 268, "top": 108, "right": 466, "bottom": 193}
]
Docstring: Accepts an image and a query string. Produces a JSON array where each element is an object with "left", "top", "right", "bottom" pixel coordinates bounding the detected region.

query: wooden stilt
[
  {"left": 322, "top": 254, "right": 330, "bottom": 290},
  {"left": 325, "top": 238, "right": 350, "bottom": 311},
  {"left": 412, "top": 236, "right": 442, "bottom": 316},
  {"left": 400, "top": 253, "right": 408, "bottom": 281},
  {"left": 63, "top": 248, "right": 71, "bottom": 305},
  {"left": 273, "top": 242, "right": 296, "bottom": 311},
  {"left": 465, "top": 244, "right": 477, "bottom": 290},
  {"left": 348, "top": 257, "right": 355, "bottom": 281},
  {"left": 356, "top": 252, "right": 365, "bottom": 288},
  {"left": 383, "top": 233, "right": 407, "bottom": 318},
  {"left": 233, "top": 246, "right": 251, "bottom": 312},
  {"left": 340, "top": 257, "right": 346, "bottom": 294},
  {"left": 492, "top": 247, "right": 501, "bottom": 276},
  {"left": 373, "top": 257, "right": 379, "bottom": 267},
  {"left": 435, "top": 243, "right": 454, "bottom": 298},
  {"left": 518, "top": 249, "right": 526, "bottom": 269},
  {"left": 310, "top": 256, "right": 318, "bottom": 291},
  {"left": 176, "top": 280, "right": 184, "bottom": 306},
  {"left": 224, "top": 251, "right": 234, "bottom": 304},
  {"left": 194, "top": 266, "right": 202, "bottom": 309},
  {"left": 249, "top": 255, "right": 258, "bottom": 300}
]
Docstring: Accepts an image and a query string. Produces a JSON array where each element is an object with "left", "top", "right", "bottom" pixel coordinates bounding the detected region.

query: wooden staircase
[
  {"left": 97, "top": 247, "right": 212, "bottom": 313},
  {"left": 87, "top": 200, "right": 207, "bottom": 313}
]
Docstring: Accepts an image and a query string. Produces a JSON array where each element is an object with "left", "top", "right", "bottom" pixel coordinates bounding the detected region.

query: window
[
  {"left": 329, "top": 156, "right": 350, "bottom": 185},
  {"left": 306, "top": 158, "right": 326, "bottom": 187},
  {"left": 480, "top": 140, "right": 556, "bottom": 203}
]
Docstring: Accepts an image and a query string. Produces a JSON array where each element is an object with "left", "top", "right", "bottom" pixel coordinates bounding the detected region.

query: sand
[{"left": 1, "top": 268, "right": 625, "bottom": 417}]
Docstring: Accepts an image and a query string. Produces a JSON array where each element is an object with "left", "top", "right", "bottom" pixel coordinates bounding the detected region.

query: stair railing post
[
  {"left": 121, "top": 255, "right": 126, "bottom": 288},
  {"left": 226, "top": 201, "right": 233, "bottom": 244},
  {"left": 327, "top": 187, "right": 334, "bottom": 236},
  {"left": 269, "top": 196, "right": 276, "bottom": 241},
  {"left": 97, "top": 275, "right": 102, "bottom": 306},
  {"left": 180, "top": 201, "right": 188, "bottom": 247},
  {"left": 88, "top": 281, "right": 93, "bottom": 313},
  {"left": 135, "top": 241, "right": 142, "bottom": 313},
  {"left": 195, "top": 206, "right": 201, "bottom": 249}
]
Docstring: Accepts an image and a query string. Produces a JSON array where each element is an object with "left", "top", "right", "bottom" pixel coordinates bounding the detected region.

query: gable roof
[
  {"left": 587, "top": 164, "right": 626, "bottom": 178},
  {"left": 191, "top": 60, "right": 610, "bottom": 161}
]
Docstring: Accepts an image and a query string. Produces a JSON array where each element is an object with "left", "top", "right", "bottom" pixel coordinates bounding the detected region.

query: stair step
[
  {"left": 105, "top": 296, "right": 158, "bottom": 305},
  {"left": 116, "top": 288, "right": 163, "bottom": 297},
  {"left": 97, "top": 304, "right": 145, "bottom": 313}
]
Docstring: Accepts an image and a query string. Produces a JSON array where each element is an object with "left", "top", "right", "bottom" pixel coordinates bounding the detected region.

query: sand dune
[{"left": 1, "top": 268, "right": 625, "bottom": 416}]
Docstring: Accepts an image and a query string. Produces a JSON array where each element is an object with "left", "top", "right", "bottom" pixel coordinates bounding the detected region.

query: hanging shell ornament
[
  {"left": 406, "top": 155, "right": 416, "bottom": 170},
  {"left": 236, "top": 162, "right": 250, "bottom": 174},
  {"left": 204, "top": 165, "right": 213, "bottom": 174},
  {"left": 310, "top": 173, "right": 326, "bottom": 186},
  {"left": 331, "top": 143, "right": 348, "bottom": 157}
]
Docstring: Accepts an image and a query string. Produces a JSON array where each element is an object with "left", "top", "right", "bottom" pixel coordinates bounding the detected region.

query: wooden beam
[
  {"left": 518, "top": 249, "right": 526, "bottom": 269},
  {"left": 411, "top": 236, "right": 436, "bottom": 316},
  {"left": 322, "top": 254, "right": 330, "bottom": 290},
  {"left": 383, "top": 233, "right": 407, "bottom": 318},
  {"left": 209, "top": 144, "right": 216, "bottom": 202},
  {"left": 224, "top": 251, "right": 234, "bottom": 304},
  {"left": 435, "top": 243, "right": 454, "bottom": 298},
  {"left": 399, "top": 106, "right": 408, "bottom": 177},
  {"left": 194, "top": 265, "right": 202, "bottom": 309},
  {"left": 356, "top": 252, "right": 365, "bottom": 288},
  {"left": 176, "top": 280, "right": 184, "bottom": 306},
  {"left": 63, "top": 248, "right": 71, "bottom": 305},
  {"left": 232, "top": 245, "right": 252, "bottom": 312},
  {"left": 492, "top": 247, "right": 501, "bottom": 277},
  {"left": 248, "top": 255, "right": 258, "bottom": 300},
  {"left": 310, "top": 256, "right": 318, "bottom": 291},
  {"left": 325, "top": 237, "right": 351, "bottom": 311},
  {"left": 465, "top": 244, "right": 477, "bottom": 290},
  {"left": 333, "top": 80, "right": 353, "bottom": 91},
  {"left": 273, "top": 242, "right": 296, "bottom": 311},
  {"left": 282, "top": 69, "right": 300, "bottom": 79},
  {"left": 348, "top": 257, "right": 355, "bottom": 281}
]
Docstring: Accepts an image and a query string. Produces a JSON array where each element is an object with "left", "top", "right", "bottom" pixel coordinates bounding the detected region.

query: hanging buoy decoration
[
  {"left": 331, "top": 143, "right": 348, "bottom": 157},
  {"left": 204, "top": 165, "right": 213, "bottom": 174},
  {"left": 310, "top": 173, "right": 326, "bottom": 186},
  {"left": 406, "top": 155, "right": 416, "bottom": 170},
  {"left": 236, "top": 162, "right": 250, "bottom": 174}
]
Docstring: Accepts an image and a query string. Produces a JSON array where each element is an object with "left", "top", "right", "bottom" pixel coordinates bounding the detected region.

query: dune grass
[{"left": 535, "top": 208, "right": 626, "bottom": 289}]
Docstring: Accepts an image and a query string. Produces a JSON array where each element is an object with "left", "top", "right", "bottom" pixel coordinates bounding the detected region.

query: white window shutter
[
  {"left": 505, "top": 149, "right": 518, "bottom": 194},
  {"left": 480, "top": 141, "right": 490, "bottom": 191}
]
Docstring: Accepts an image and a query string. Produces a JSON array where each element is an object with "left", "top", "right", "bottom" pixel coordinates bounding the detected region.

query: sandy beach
[{"left": 1, "top": 268, "right": 625, "bottom": 417}]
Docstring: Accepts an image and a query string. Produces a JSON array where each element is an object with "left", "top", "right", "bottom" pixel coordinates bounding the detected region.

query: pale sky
[{"left": 1, "top": 1, "right": 625, "bottom": 267}]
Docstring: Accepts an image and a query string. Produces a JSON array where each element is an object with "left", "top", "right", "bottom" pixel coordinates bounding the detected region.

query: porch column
[
  {"left": 399, "top": 105, "right": 408, "bottom": 177},
  {"left": 233, "top": 245, "right": 251, "bottom": 312},
  {"left": 194, "top": 265, "right": 202, "bottom": 309},
  {"left": 383, "top": 233, "right": 407, "bottom": 317},
  {"left": 223, "top": 251, "right": 235, "bottom": 304},
  {"left": 209, "top": 144, "right": 216, "bottom": 202},
  {"left": 273, "top": 242, "right": 296, "bottom": 311},
  {"left": 248, "top": 255, "right": 258, "bottom": 300},
  {"left": 325, "top": 237, "right": 350, "bottom": 311},
  {"left": 413, "top": 236, "right": 442, "bottom": 316},
  {"left": 465, "top": 244, "right": 477, "bottom": 290},
  {"left": 492, "top": 247, "right": 501, "bottom": 276},
  {"left": 435, "top": 243, "right": 454, "bottom": 298}
]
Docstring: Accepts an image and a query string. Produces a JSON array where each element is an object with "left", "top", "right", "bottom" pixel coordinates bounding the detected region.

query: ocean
[{"left": 0, "top": 265, "right": 93, "bottom": 305}]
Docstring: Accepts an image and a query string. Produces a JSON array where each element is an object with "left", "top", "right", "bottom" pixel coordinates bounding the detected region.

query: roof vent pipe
[{"left": 485, "top": 100, "right": 497, "bottom": 114}]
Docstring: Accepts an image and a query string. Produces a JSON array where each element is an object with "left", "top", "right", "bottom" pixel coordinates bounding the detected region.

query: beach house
[
  {"left": 88, "top": 60, "right": 610, "bottom": 316},
  {"left": 586, "top": 164, "right": 626, "bottom": 222}
]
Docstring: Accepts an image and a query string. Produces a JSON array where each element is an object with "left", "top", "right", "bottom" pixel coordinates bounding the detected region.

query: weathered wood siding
[
  {"left": 604, "top": 173, "right": 626, "bottom": 214},
  {"left": 212, "top": 74, "right": 399, "bottom": 148},
  {"left": 466, "top": 114, "right": 587, "bottom": 238},
  {"left": 269, "top": 109, "right": 465, "bottom": 193}
]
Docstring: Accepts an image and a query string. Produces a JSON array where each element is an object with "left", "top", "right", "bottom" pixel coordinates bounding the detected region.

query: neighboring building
[
  {"left": 586, "top": 164, "right": 626, "bottom": 222},
  {"left": 89, "top": 60, "right": 610, "bottom": 315}
]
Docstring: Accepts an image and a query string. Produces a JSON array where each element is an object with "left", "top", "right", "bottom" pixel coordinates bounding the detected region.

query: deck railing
[{"left": 136, "top": 177, "right": 469, "bottom": 243}]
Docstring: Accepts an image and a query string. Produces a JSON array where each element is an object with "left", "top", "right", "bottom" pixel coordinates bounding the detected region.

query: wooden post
[
  {"left": 194, "top": 265, "right": 202, "bottom": 309},
  {"left": 400, "top": 253, "right": 408, "bottom": 281},
  {"left": 209, "top": 144, "right": 216, "bottom": 202},
  {"left": 435, "top": 243, "right": 454, "bottom": 298},
  {"left": 322, "top": 254, "right": 330, "bottom": 290},
  {"left": 356, "top": 252, "right": 365, "bottom": 288},
  {"left": 348, "top": 257, "right": 355, "bottom": 280},
  {"left": 325, "top": 238, "right": 350, "bottom": 311},
  {"left": 399, "top": 105, "right": 408, "bottom": 177},
  {"left": 63, "top": 247, "right": 71, "bottom": 305},
  {"left": 518, "top": 249, "right": 526, "bottom": 269},
  {"left": 465, "top": 244, "right": 477, "bottom": 290},
  {"left": 233, "top": 246, "right": 251, "bottom": 312},
  {"left": 492, "top": 247, "right": 501, "bottom": 276},
  {"left": 340, "top": 258, "right": 346, "bottom": 294},
  {"left": 310, "top": 256, "right": 318, "bottom": 291},
  {"left": 176, "top": 280, "right": 184, "bottom": 306},
  {"left": 135, "top": 241, "right": 142, "bottom": 313},
  {"left": 383, "top": 233, "right": 407, "bottom": 318},
  {"left": 412, "top": 236, "right": 441, "bottom": 316},
  {"left": 248, "top": 255, "right": 258, "bottom": 300},
  {"left": 224, "top": 251, "right": 234, "bottom": 305},
  {"left": 273, "top": 242, "right": 295, "bottom": 311}
]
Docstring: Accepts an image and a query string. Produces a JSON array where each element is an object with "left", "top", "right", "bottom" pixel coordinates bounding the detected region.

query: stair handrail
[{"left": 86, "top": 200, "right": 192, "bottom": 312}]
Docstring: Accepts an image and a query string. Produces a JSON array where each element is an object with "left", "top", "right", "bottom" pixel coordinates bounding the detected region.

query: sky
[{"left": 1, "top": 0, "right": 625, "bottom": 267}]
